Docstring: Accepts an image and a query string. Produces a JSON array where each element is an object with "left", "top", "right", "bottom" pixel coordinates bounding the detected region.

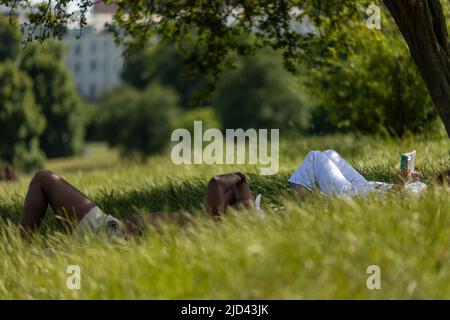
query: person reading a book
[{"left": 288, "top": 149, "right": 425, "bottom": 198}]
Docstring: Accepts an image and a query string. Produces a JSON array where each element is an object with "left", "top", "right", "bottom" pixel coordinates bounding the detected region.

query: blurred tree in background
[
  {"left": 95, "top": 86, "right": 140, "bottom": 146},
  {"left": 3, "top": 0, "right": 450, "bottom": 139},
  {"left": 0, "top": 16, "right": 85, "bottom": 170},
  {"left": 172, "top": 107, "right": 221, "bottom": 134},
  {"left": 122, "top": 44, "right": 209, "bottom": 109},
  {"left": 21, "top": 42, "right": 86, "bottom": 158},
  {"left": 214, "top": 50, "right": 311, "bottom": 134},
  {"left": 97, "top": 83, "right": 178, "bottom": 158},
  {"left": 0, "top": 17, "right": 20, "bottom": 62},
  {"left": 0, "top": 1, "right": 444, "bottom": 168},
  {"left": 305, "top": 20, "right": 436, "bottom": 136},
  {"left": 0, "top": 62, "right": 46, "bottom": 172}
]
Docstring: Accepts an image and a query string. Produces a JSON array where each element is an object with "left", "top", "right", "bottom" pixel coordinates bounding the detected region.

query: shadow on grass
[
  {"left": 0, "top": 172, "right": 292, "bottom": 228},
  {"left": 0, "top": 165, "right": 446, "bottom": 232},
  {"left": 95, "top": 172, "right": 292, "bottom": 217}
]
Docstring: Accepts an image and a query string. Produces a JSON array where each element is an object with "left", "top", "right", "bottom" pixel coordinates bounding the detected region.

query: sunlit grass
[{"left": 0, "top": 134, "right": 450, "bottom": 299}]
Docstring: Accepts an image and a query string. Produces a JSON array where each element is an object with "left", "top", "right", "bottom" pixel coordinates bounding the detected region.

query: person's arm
[
  {"left": 204, "top": 172, "right": 247, "bottom": 215},
  {"left": 209, "top": 173, "right": 246, "bottom": 192},
  {"left": 392, "top": 169, "right": 409, "bottom": 191},
  {"left": 392, "top": 169, "right": 422, "bottom": 191},
  {"left": 411, "top": 170, "right": 422, "bottom": 181}
]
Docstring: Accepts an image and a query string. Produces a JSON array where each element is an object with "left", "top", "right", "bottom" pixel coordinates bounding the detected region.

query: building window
[
  {"left": 75, "top": 44, "right": 82, "bottom": 56},
  {"left": 74, "top": 62, "right": 81, "bottom": 74},
  {"left": 90, "top": 60, "right": 97, "bottom": 71},
  {"left": 91, "top": 41, "right": 96, "bottom": 53},
  {"left": 77, "top": 84, "right": 84, "bottom": 97},
  {"left": 90, "top": 84, "right": 96, "bottom": 99}
]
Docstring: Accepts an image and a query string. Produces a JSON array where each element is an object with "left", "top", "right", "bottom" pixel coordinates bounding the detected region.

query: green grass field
[{"left": 1, "top": 134, "right": 450, "bottom": 299}]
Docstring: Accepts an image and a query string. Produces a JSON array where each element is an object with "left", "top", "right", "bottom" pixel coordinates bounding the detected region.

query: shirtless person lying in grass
[{"left": 20, "top": 170, "right": 254, "bottom": 238}]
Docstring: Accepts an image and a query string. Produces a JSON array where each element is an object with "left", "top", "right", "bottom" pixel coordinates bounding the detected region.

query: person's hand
[
  {"left": 411, "top": 170, "right": 422, "bottom": 182},
  {"left": 394, "top": 169, "right": 409, "bottom": 186}
]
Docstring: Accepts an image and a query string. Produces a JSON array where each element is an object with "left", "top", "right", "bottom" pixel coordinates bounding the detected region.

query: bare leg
[
  {"left": 21, "top": 170, "right": 96, "bottom": 233},
  {"left": 289, "top": 182, "right": 312, "bottom": 200},
  {"left": 205, "top": 173, "right": 254, "bottom": 215}
]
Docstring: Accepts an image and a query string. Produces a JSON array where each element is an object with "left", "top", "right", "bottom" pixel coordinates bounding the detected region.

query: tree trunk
[{"left": 384, "top": 0, "right": 450, "bottom": 138}]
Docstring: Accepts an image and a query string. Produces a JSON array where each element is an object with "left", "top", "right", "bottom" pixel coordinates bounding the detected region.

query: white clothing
[
  {"left": 75, "top": 206, "right": 125, "bottom": 237},
  {"left": 288, "top": 150, "right": 426, "bottom": 197}
]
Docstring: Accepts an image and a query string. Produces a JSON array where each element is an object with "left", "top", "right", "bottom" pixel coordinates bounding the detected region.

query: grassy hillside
[{"left": 1, "top": 134, "right": 450, "bottom": 299}]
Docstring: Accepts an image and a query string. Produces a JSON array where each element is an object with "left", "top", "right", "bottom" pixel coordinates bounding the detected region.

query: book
[{"left": 400, "top": 150, "right": 416, "bottom": 171}]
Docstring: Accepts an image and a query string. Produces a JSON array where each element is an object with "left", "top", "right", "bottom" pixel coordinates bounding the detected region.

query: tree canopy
[
  {"left": 305, "top": 16, "right": 436, "bottom": 136},
  {"left": 20, "top": 42, "right": 86, "bottom": 158},
  {"left": 122, "top": 43, "right": 209, "bottom": 108},
  {"left": 214, "top": 49, "right": 311, "bottom": 133},
  {"left": 5, "top": 0, "right": 450, "bottom": 138},
  {"left": 0, "top": 62, "right": 46, "bottom": 171},
  {"left": 97, "top": 83, "right": 179, "bottom": 158},
  {"left": 3, "top": 0, "right": 368, "bottom": 76},
  {"left": 0, "top": 15, "right": 21, "bottom": 62}
]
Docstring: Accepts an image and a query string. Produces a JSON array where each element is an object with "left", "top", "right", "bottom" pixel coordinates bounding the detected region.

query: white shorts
[{"left": 75, "top": 206, "right": 125, "bottom": 237}]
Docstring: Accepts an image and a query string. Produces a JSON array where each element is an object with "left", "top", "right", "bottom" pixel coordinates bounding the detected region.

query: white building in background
[
  {"left": 63, "top": 3, "right": 123, "bottom": 101},
  {"left": 63, "top": 27, "right": 123, "bottom": 100},
  {"left": 0, "top": 1, "right": 122, "bottom": 101}
]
